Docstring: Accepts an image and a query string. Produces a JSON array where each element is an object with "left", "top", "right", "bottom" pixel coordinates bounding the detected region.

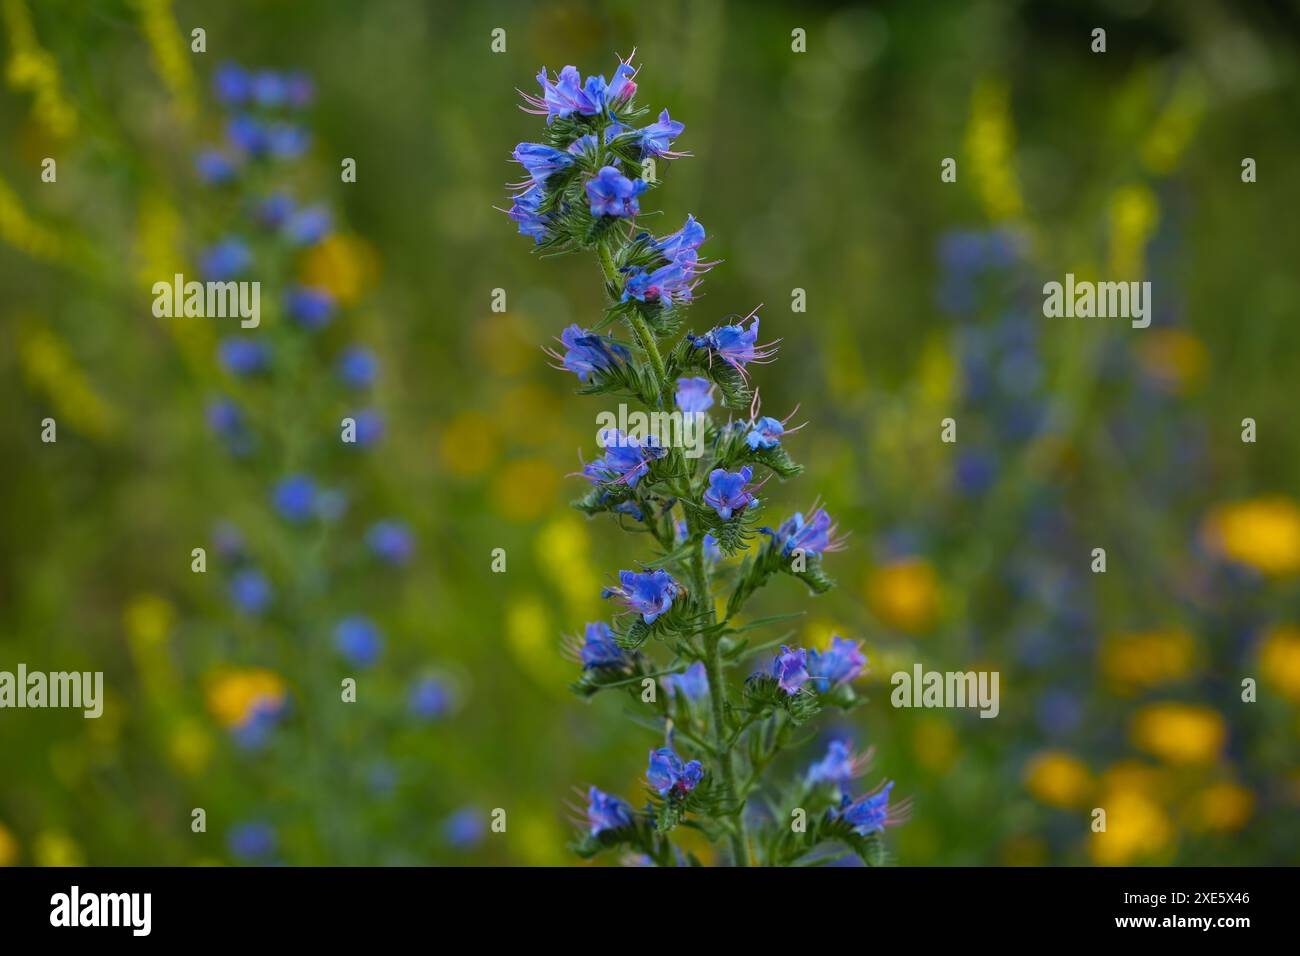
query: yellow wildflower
[
  {"left": 1202, "top": 497, "right": 1300, "bottom": 576},
  {"left": 1130, "top": 703, "right": 1225, "bottom": 766}
]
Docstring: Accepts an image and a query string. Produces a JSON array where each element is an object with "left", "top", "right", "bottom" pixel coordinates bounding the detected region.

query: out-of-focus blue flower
[
  {"left": 213, "top": 520, "right": 245, "bottom": 559},
  {"left": 578, "top": 621, "right": 624, "bottom": 669},
  {"left": 673, "top": 519, "right": 721, "bottom": 563},
  {"left": 196, "top": 149, "right": 238, "bottom": 184},
  {"left": 548, "top": 325, "right": 630, "bottom": 382},
  {"left": 408, "top": 675, "right": 451, "bottom": 720},
  {"left": 229, "top": 568, "right": 272, "bottom": 615},
  {"left": 767, "top": 507, "right": 846, "bottom": 557},
  {"left": 218, "top": 336, "right": 269, "bottom": 376},
  {"left": 201, "top": 238, "right": 251, "bottom": 280},
  {"left": 286, "top": 204, "right": 331, "bottom": 245},
  {"left": 807, "top": 636, "right": 867, "bottom": 691},
  {"left": 646, "top": 747, "right": 703, "bottom": 798},
  {"left": 368, "top": 761, "right": 398, "bottom": 797},
  {"left": 690, "top": 317, "right": 778, "bottom": 376},
  {"left": 231, "top": 699, "right": 284, "bottom": 750},
  {"left": 367, "top": 520, "right": 413, "bottom": 565},
  {"left": 587, "top": 786, "right": 634, "bottom": 835},
  {"left": 254, "top": 192, "right": 295, "bottom": 229},
  {"left": 334, "top": 615, "right": 383, "bottom": 668},
  {"left": 745, "top": 416, "right": 787, "bottom": 449},
  {"left": 272, "top": 474, "right": 316, "bottom": 522},
  {"left": 251, "top": 70, "right": 287, "bottom": 107},
  {"left": 227, "top": 114, "right": 270, "bottom": 156},
  {"left": 227, "top": 822, "right": 276, "bottom": 863},
  {"left": 338, "top": 346, "right": 378, "bottom": 388},
  {"left": 703, "top": 466, "right": 758, "bottom": 520},
  {"left": 584, "top": 429, "right": 666, "bottom": 488},
  {"left": 663, "top": 661, "right": 709, "bottom": 702},
  {"left": 955, "top": 449, "right": 996, "bottom": 495},
  {"left": 602, "top": 568, "right": 682, "bottom": 624},
  {"left": 638, "top": 109, "right": 685, "bottom": 157},
  {"left": 1037, "top": 687, "right": 1083, "bottom": 737},
  {"left": 206, "top": 397, "right": 243, "bottom": 436},
  {"left": 284, "top": 286, "right": 336, "bottom": 328},
  {"left": 443, "top": 807, "right": 485, "bottom": 849},
  {"left": 807, "top": 739, "right": 869, "bottom": 787},
  {"left": 285, "top": 71, "right": 314, "bottom": 108},
  {"left": 267, "top": 124, "right": 310, "bottom": 159},
  {"left": 214, "top": 63, "right": 251, "bottom": 105},
  {"left": 770, "top": 644, "right": 810, "bottom": 695},
  {"left": 586, "top": 166, "right": 646, "bottom": 218},
  {"left": 512, "top": 142, "right": 574, "bottom": 187},
  {"left": 675, "top": 376, "right": 714, "bottom": 413},
  {"left": 508, "top": 187, "right": 550, "bottom": 244},
  {"left": 346, "top": 409, "right": 385, "bottom": 448},
  {"left": 834, "top": 781, "right": 902, "bottom": 836}
]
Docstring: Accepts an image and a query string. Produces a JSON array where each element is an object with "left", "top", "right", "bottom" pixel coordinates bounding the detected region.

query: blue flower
[
  {"left": 408, "top": 676, "right": 451, "bottom": 720},
  {"left": 196, "top": 149, "right": 238, "bottom": 184},
  {"left": 218, "top": 337, "right": 269, "bottom": 376},
  {"left": 366, "top": 520, "right": 413, "bottom": 565},
  {"left": 646, "top": 747, "right": 703, "bottom": 798},
  {"left": 703, "top": 466, "right": 758, "bottom": 520},
  {"left": 587, "top": 786, "right": 634, "bottom": 835},
  {"left": 213, "top": 63, "right": 252, "bottom": 105},
  {"left": 347, "top": 409, "right": 385, "bottom": 448},
  {"left": 267, "top": 124, "right": 310, "bottom": 159},
  {"left": 548, "top": 325, "right": 630, "bottom": 382},
  {"left": 254, "top": 192, "right": 295, "bottom": 229},
  {"left": 227, "top": 822, "right": 276, "bottom": 863},
  {"left": 663, "top": 661, "right": 709, "bottom": 702},
  {"left": 529, "top": 65, "right": 602, "bottom": 121},
  {"left": 229, "top": 568, "right": 272, "bottom": 615},
  {"left": 251, "top": 70, "right": 288, "bottom": 107},
  {"left": 675, "top": 376, "right": 714, "bottom": 414},
  {"left": 622, "top": 259, "right": 696, "bottom": 307},
  {"left": 768, "top": 507, "right": 846, "bottom": 557},
  {"left": 201, "top": 238, "right": 251, "bottom": 280},
  {"left": 578, "top": 621, "right": 624, "bottom": 669},
  {"left": 285, "top": 204, "right": 331, "bottom": 245},
  {"left": 586, "top": 166, "right": 646, "bottom": 218},
  {"left": 226, "top": 114, "right": 270, "bottom": 156},
  {"left": 338, "top": 346, "right": 378, "bottom": 388},
  {"left": 656, "top": 215, "right": 706, "bottom": 264},
  {"left": 205, "top": 397, "right": 243, "bottom": 436},
  {"left": 285, "top": 72, "right": 315, "bottom": 108},
  {"left": 284, "top": 286, "right": 336, "bottom": 328},
  {"left": 807, "top": 636, "right": 867, "bottom": 691},
  {"left": 231, "top": 699, "right": 284, "bottom": 751},
  {"left": 770, "top": 645, "right": 810, "bottom": 695},
  {"left": 272, "top": 474, "right": 317, "bottom": 522},
  {"left": 834, "top": 781, "right": 903, "bottom": 836},
  {"left": 745, "top": 416, "right": 787, "bottom": 449},
  {"left": 512, "top": 142, "right": 574, "bottom": 187},
  {"left": 443, "top": 807, "right": 485, "bottom": 849},
  {"left": 334, "top": 615, "right": 383, "bottom": 669},
  {"left": 584, "top": 429, "right": 665, "bottom": 488},
  {"left": 690, "top": 316, "right": 778, "bottom": 376},
  {"left": 602, "top": 568, "right": 682, "bottom": 624},
  {"left": 807, "top": 739, "right": 870, "bottom": 787},
  {"left": 673, "top": 520, "right": 720, "bottom": 562},
  {"left": 507, "top": 187, "right": 550, "bottom": 244},
  {"left": 638, "top": 109, "right": 685, "bottom": 157}
]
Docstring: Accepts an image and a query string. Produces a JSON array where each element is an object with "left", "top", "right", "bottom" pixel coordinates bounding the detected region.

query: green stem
[{"left": 597, "top": 242, "right": 668, "bottom": 397}]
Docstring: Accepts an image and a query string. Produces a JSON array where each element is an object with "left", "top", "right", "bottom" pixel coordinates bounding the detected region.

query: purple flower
[
  {"left": 622, "top": 260, "right": 696, "bottom": 307},
  {"left": 251, "top": 70, "right": 288, "bottom": 107},
  {"left": 602, "top": 569, "right": 682, "bottom": 624},
  {"left": 638, "top": 109, "right": 685, "bottom": 157},
  {"left": 583, "top": 429, "right": 665, "bottom": 488},
  {"left": 768, "top": 507, "right": 846, "bottom": 557},
  {"left": 656, "top": 215, "right": 706, "bottom": 264},
  {"left": 226, "top": 114, "right": 270, "bottom": 156},
  {"left": 218, "top": 337, "right": 269, "bottom": 376},
  {"left": 227, "top": 822, "right": 276, "bottom": 863},
  {"left": 255, "top": 192, "right": 295, "bottom": 229},
  {"left": 577, "top": 621, "right": 624, "bottom": 669},
  {"left": 200, "top": 238, "right": 251, "bottom": 280},
  {"left": 834, "top": 781, "right": 904, "bottom": 836},
  {"left": 646, "top": 747, "right": 703, "bottom": 798},
  {"left": 675, "top": 376, "right": 714, "bottom": 414},
  {"left": 229, "top": 568, "right": 272, "bottom": 615},
  {"left": 443, "top": 807, "right": 485, "bottom": 849},
  {"left": 284, "top": 286, "right": 336, "bottom": 328},
  {"left": 587, "top": 786, "right": 634, "bottom": 835},
  {"left": 272, "top": 474, "right": 316, "bottom": 522},
  {"left": 586, "top": 166, "right": 646, "bottom": 218},
  {"left": 286, "top": 204, "right": 331, "bottom": 245},
  {"left": 530, "top": 65, "right": 602, "bottom": 121},
  {"left": 703, "top": 466, "right": 759, "bottom": 520},
  {"left": 512, "top": 142, "right": 574, "bottom": 187},
  {"left": 284, "top": 72, "right": 314, "bottom": 108},
  {"left": 346, "top": 409, "right": 385, "bottom": 448},
  {"left": 334, "top": 615, "right": 383, "bottom": 669},
  {"left": 547, "top": 325, "right": 630, "bottom": 382},
  {"left": 807, "top": 739, "right": 869, "bottom": 787},
  {"left": 508, "top": 187, "right": 550, "bottom": 244},
  {"left": 196, "top": 149, "right": 237, "bottom": 184},
  {"left": 267, "top": 124, "right": 310, "bottom": 159},
  {"left": 663, "top": 661, "right": 709, "bottom": 702},
  {"left": 745, "top": 416, "right": 786, "bottom": 449},
  {"left": 213, "top": 63, "right": 251, "bottom": 105},
  {"left": 366, "top": 520, "right": 413, "bottom": 565},
  {"left": 338, "top": 346, "right": 378, "bottom": 388},
  {"left": 206, "top": 399, "right": 251, "bottom": 454},
  {"left": 408, "top": 676, "right": 450, "bottom": 720},
  {"left": 808, "top": 636, "right": 867, "bottom": 691},
  {"left": 770, "top": 644, "right": 810, "bottom": 695},
  {"left": 691, "top": 316, "right": 779, "bottom": 377}
]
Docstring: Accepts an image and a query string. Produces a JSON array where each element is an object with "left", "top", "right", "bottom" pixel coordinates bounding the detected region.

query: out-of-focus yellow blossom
[
  {"left": 125, "top": 593, "right": 176, "bottom": 649},
  {"left": 474, "top": 316, "right": 536, "bottom": 377},
  {"left": 913, "top": 716, "right": 958, "bottom": 774},
  {"left": 2, "top": 0, "right": 76, "bottom": 138},
  {"left": 1001, "top": 834, "right": 1047, "bottom": 867},
  {"left": 34, "top": 829, "right": 84, "bottom": 867},
  {"left": 132, "top": 0, "right": 197, "bottom": 122},
  {"left": 1140, "top": 72, "right": 1205, "bottom": 175},
  {"left": 917, "top": 332, "right": 956, "bottom": 409},
  {"left": 1131, "top": 703, "right": 1225, "bottom": 766},
  {"left": 493, "top": 458, "right": 560, "bottom": 521},
  {"left": 800, "top": 619, "right": 844, "bottom": 653},
  {"left": 1136, "top": 330, "right": 1207, "bottom": 395},
  {"left": 0, "top": 175, "right": 61, "bottom": 259},
  {"left": 205, "top": 669, "right": 287, "bottom": 729},
  {"left": 505, "top": 595, "right": 567, "bottom": 691},
  {"left": 1190, "top": 782, "right": 1253, "bottom": 833},
  {"left": 1100, "top": 760, "right": 1167, "bottom": 798},
  {"left": 1024, "top": 750, "right": 1093, "bottom": 809},
  {"left": 867, "top": 558, "right": 939, "bottom": 633},
  {"left": 298, "top": 234, "right": 379, "bottom": 307},
  {"left": 535, "top": 514, "right": 598, "bottom": 618},
  {"left": 965, "top": 77, "right": 1024, "bottom": 222},
  {"left": 1259, "top": 626, "right": 1300, "bottom": 701},
  {"left": 169, "top": 719, "right": 213, "bottom": 777},
  {"left": 1101, "top": 628, "right": 1197, "bottom": 691},
  {"left": 513, "top": 810, "right": 566, "bottom": 866},
  {"left": 439, "top": 410, "right": 499, "bottom": 478},
  {"left": 1090, "top": 788, "right": 1172, "bottom": 866},
  {"left": 17, "top": 319, "right": 121, "bottom": 440},
  {"left": 1202, "top": 497, "right": 1300, "bottom": 576},
  {"left": 1107, "top": 184, "right": 1158, "bottom": 278},
  {"left": 0, "top": 822, "right": 18, "bottom": 866}
]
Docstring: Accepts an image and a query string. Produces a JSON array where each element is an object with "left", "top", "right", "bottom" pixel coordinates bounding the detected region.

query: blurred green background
[{"left": 2, "top": 0, "right": 1299, "bottom": 866}]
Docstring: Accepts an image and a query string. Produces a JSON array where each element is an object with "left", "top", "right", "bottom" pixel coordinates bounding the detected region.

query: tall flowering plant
[{"left": 506, "top": 55, "right": 907, "bottom": 866}]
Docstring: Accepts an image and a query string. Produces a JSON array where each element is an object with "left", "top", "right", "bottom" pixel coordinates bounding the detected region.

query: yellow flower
[
  {"left": 205, "top": 669, "right": 287, "bottom": 729},
  {"left": 867, "top": 558, "right": 939, "bottom": 633},
  {"left": 1135, "top": 330, "right": 1207, "bottom": 395},
  {"left": 0, "top": 822, "right": 18, "bottom": 866},
  {"left": 34, "top": 829, "right": 84, "bottom": 867},
  {"left": 505, "top": 595, "right": 567, "bottom": 691},
  {"left": 1202, "top": 498, "right": 1300, "bottom": 576},
  {"left": 297, "top": 234, "right": 379, "bottom": 307},
  {"left": 1258, "top": 625, "right": 1300, "bottom": 701},
  {"left": 1100, "top": 628, "right": 1196, "bottom": 691},
  {"left": 169, "top": 720, "right": 214, "bottom": 777},
  {"left": 132, "top": 0, "right": 196, "bottom": 122},
  {"left": 2, "top": 0, "right": 77, "bottom": 138},
  {"left": 964, "top": 77, "right": 1024, "bottom": 222},
  {"left": 124, "top": 593, "right": 175, "bottom": 649},
  {"left": 439, "top": 410, "right": 499, "bottom": 478},
  {"left": 1024, "top": 750, "right": 1093, "bottom": 809},
  {"left": 17, "top": 319, "right": 121, "bottom": 440},
  {"left": 1107, "top": 184, "right": 1158, "bottom": 278},
  {"left": 535, "top": 515, "right": 597, "bottom": 617},
  {"left": 1131, "top": 703, "right": 1225, "bottom": 766},
  {"left": 1190, "top": 782, "right": 1253, "bottom": 833},
  {"left": 0, "top": 174, "right": 62, "bottom": 259},
  {"left": 1090, "top": 788, "right": 1172, "bottom": 866},
  {"left": 913, "top": 716, "right": 958, "bottom": 774},
  {"left": 493, "top": 458, "right": 560, "bottom": 521}
]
